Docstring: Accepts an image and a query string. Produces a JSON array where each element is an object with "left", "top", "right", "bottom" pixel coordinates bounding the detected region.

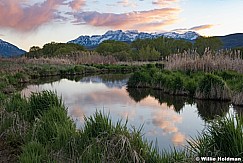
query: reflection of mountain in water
[
  {"left": 79, "top": 74, "right": 130, "bottom": 89},
  {"left": 127, "top": 87, "right": 230, "bottom": 121}
]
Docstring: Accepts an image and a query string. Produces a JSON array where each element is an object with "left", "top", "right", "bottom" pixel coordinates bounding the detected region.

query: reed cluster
[{"left": 165, "top": 49, "right": 243, "bottom": 74}]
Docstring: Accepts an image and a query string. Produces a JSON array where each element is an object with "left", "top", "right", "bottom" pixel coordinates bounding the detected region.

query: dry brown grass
[
  {"left": 21, "top": 51, "right": 117, "bottom": 65},
  {"left": 165, "top": 49, "right": 243, "bottom": 73},
  {"left": 1, "top": 51, "right": 117, "bottom": 67}
]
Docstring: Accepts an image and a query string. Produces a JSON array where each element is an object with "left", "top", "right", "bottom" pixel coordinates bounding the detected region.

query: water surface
[{"left": 21, "top": 74, "right": 238, "bottom": 150}]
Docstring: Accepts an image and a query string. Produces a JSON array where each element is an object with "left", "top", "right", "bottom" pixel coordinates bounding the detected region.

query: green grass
[
  {"left": 187, "top": 115, "right": 243, "bottom": 158},
  {"left": 2, "top": 90, "right": 188, "bottom": 162},
  {"left": 128, "top": 68, "right": 243, "bottom": 104},
  {"left": 2, "top": 90, "right": 243, "bottom": 162}
]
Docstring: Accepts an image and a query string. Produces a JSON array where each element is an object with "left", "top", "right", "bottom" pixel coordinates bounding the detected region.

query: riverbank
[
  {"left": 127, "top": 66, "right": 243, "bottom": 106},
  {"left": 0, "top": 58, "right": 143, "bottom": 94}
]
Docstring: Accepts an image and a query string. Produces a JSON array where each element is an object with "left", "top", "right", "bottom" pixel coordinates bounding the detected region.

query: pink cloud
[
  {"left": 71, "top": 8, "right": 181, "bottom": 32},
  {"left": 69, "top": 0, "right": 86, "bottom": 11},
  {"left": 152, "top": 0, "right": 179, "bottom": 7},
  {"left": 189, "top": 24, "right": 214, "bottom": 31},
  {"left": 0, "top": 0, "right": 66, "bottom": 31},
  {"left": 172, "top": 24, "right": 214, "bottom": 33},
  {"left": 0, "top": 0, "right": 86, "bottom": 31}
]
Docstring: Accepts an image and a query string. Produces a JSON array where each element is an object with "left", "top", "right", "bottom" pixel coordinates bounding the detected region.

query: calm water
[{"left": 21, "top": 74, "right": 240, "bottom": 150}]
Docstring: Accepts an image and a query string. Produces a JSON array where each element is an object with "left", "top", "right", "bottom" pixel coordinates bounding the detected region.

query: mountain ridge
[
  {"left": 217, "top": 33, "right": 243, "bottom": 49},
  {"left": 68, "top": 30, "right": 200, "bottom": 47},
  {"left": 0, "top": 39, "right": 26, "bottom": 57}
]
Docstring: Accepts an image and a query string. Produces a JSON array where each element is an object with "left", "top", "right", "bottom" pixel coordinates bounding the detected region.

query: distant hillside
[
  {"left": 0, "top": 39, "right": 26, "bottom": 57},
  {"left": 217, "top": 33, "right": 243, "bottom": 49}
]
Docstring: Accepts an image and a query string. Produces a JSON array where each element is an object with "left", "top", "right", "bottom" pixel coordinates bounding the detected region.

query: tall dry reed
[{"left": 165, "top": 49, "right": 243, "bottom": 73}]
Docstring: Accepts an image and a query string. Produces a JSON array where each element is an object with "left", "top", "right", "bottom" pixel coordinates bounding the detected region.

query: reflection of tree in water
[
  {"left": 195, "top": 100, "right": 229, "bottom": 121},
  {"left": 126, "top": 88, "right": 189, "bottom": 113},
  {"left": 151, "top": 90, "right": 189, "bottom": 113},
  {"left": 98, "top": 74, "right": 131, "bottom": 82},
  {"left": 126, "top": 87, "right": 150, "bottom": 102},
  {"left": 233, "top": 106, "right": 243, "bottom": 117}
]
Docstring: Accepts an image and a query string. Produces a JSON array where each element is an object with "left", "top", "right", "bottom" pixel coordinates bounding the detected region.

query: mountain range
[
  {"left": 0, "top": 39, "right": 26, "bottom": 57},
  {"left": 1, "top": 31, "right": 243, "bottom": 58},
  {"left": 68, "top": 30, "right": 200, "bottom": 48}
]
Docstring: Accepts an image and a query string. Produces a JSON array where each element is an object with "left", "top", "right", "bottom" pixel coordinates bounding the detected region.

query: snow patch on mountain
[{"left": 68, "top": 30, "right": 200, "bottom": 47}]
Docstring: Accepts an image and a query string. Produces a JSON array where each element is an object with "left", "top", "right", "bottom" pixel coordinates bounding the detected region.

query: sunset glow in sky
[{"left": 0, "top": 0, "right": 243, "bottom": 51}]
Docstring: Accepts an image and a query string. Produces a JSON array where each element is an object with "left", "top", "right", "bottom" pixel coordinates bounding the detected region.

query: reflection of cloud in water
[
  {"left": 21, "top": 77, "right": 188, "bottom": 148},
  {"left": 151, "top": 107, "right": 185, "bottom": 145},
  {"left": 152, "top": 109, "right": 182, "bottom": 134},
  {"left": 171, "top": 132, "right": 186, "bottom": 145},
  {"left": 69, "top": 105, "right": 86, "bottom": 123}
]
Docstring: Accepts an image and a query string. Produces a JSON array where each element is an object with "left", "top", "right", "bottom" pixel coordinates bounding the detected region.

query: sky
[{"left": 0, "top": 0, "right": 243, "bottom": 51}]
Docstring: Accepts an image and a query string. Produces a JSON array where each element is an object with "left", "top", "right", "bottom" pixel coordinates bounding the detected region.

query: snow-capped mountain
[
  {"left": 0, "top": 39, "right": 26, "bottom": 57},
  {"left": 68, "top": 30, "right": 200, "bottom": 47}
]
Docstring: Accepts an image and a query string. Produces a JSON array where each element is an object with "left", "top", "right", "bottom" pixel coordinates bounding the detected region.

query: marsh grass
[
  {"left": 187, "top": 115, "right": 243, "bottom": 157},
  {"left": 19, "top": 141, "right": 51, "bottom": 163},
  {"left": 3, "top": 91, "right": 185, "bottom": 162},
  {"left": 165, "top": 49, "right": 243, "bottom": 73},
  {"left": 3, "top": 90, "right": 243, "bottom": 162}
]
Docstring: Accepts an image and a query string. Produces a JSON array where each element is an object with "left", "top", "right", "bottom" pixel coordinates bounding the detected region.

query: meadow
[{"left": 1, "top": 48, "right": 243, "bottom": 162}]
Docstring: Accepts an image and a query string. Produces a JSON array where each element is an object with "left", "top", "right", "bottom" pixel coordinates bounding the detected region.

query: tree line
[{"left": 25, "top": 36, "right": 226, "bottom": 61}]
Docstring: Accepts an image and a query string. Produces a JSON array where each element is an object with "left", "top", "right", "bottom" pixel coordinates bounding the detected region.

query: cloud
[
  {"left": 117, "top": 0, "right": 137, "bottom": 7},
  {"left": 189, "top": 24, "right": 214, "bottom": 31},
  {"left": 69, "top": 0, "right": 86, "bottom": 11},
  {"left": 172, "top": 24, "right": 214, "bottom": 33},
  {"left": 71, "top": 8, "right": 181, "bottom": 32},
  {"left": 0, "top": 0, "right": 86, "bottom": 31},
  {"left": 0, "top": 0, "right": 65, "bottom": 31},
  {"left": 152, "top": 0, "right": 179, "bottom": 7},
  {"left": 0, "top": 34, "right": 5, "bottom": 37}
]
